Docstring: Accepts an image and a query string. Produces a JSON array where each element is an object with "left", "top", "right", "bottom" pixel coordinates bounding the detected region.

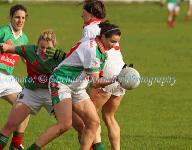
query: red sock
[
  {"left": 90, "top": 146, "right": 93, "bottom": 150},
  {"left": 0, "top": 144, "right": 3, "bottom": 150},
  {"left": 167, "top": 21, "right": 174, "bottom": 28},
  {"left": 11, "top": 133, "right": 23, "bottom": 147}
]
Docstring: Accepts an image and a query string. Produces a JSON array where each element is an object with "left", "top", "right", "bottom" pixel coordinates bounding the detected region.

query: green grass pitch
[{"left": 0, "top": 2, "right": 192, "bottom": 150}]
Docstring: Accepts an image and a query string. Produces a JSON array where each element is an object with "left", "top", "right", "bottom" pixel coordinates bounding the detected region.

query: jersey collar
[
  {"left": 9, "top": 23, "right": 23, "bottom": 39},
  {"left": 95, "top": 37, "right": 107, "bottom": 54},
  {"left": 83, "top": 18, "right": 102, "bottom": 28}
]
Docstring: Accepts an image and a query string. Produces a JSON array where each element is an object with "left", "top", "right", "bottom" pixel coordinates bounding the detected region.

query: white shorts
[
  {"left": 167, "top": 3, "right": 180, "bottom": 12},
  {"left": 17, "top": 88, "right": 53, "bottom": 115},
  {"left": 49, "top": 75, "right": 90, "bottom": 105},
  {"left": 102, "top": 49, "right": 126, "bottom": 96},
  {"left": 0, "top": 71, "right": 22, "bottom": 97}
]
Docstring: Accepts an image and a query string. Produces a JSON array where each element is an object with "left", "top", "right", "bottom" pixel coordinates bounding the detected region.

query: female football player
[
  {"left": 0, "top": 4, "right": 29, "bottom": 149},
  {"left": 73, "top": 1, "right": 126, "bottom": 150},
  {"left": 0, "top": 30, "right": 65, "bottom": 150}
]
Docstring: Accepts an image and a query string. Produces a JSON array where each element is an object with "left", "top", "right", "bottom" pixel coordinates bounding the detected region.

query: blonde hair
[{"left": 38, "top": 30, "right": 56, "bottom": 47}]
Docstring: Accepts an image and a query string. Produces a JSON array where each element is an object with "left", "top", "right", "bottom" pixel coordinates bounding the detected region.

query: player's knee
[
  {"left": 86, "top": 119, "right": 100, "bottom": 132},
  {"left": 57, "top": 120, "right": 72, "bottom": 135},
  {"left": 63, "top": 120, "right": 72, "bottom": 130}
]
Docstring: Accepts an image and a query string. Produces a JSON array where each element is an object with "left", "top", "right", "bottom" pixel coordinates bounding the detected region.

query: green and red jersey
[
  {"left": 0, "top": 24, "right": 28, "bottom": 75},
  {"left": 14, "top": 45, "right": 61, "bottom": 90}
]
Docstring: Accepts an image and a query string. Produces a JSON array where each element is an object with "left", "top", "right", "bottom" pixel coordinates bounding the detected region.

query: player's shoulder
[
  {"left": 81, "top": 38, "right": 97, "bottom": 50},
  {"left": 0, "top": 25, "right": 10, "bottom": 33},
  {"left": 84, "top": 19, "right": 101, "bottom": 28},
  {"left": 84, "top": 22, "right": 100, "bottom": 30},
  {"left": 0, "top": 25, "right": 9, "bottom": 30},
  {"left": 84, "top": 23, "right": 100, "bottom": 33}
]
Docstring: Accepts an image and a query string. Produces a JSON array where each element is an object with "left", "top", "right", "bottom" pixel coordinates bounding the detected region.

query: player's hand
[
  {"left": 117, "top": 63, "right": 132, "bottom": 82},
  {"left": 46, "top": 47, "right": 57, "bottom": 59},
  {"left": 46, "top": 47, "right": 66, "bottom": 61},
  {"left": 53, "top": 49, "right": 66, "bottom": 61},
  {"left": 116, "top": 66, "right": 128, "bottom": 83},
  {"left": 122, "top": 63, "right": 134, "bottom": 69}
]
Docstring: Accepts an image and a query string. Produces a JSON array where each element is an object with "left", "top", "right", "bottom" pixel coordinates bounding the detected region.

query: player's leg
[
  {"left": 185, "top": 1, "right": 192, "bottom": 21},
  {"left": 27, "top": 81, "right": 73, "bottom": 149},
  {"left": 3, "top": 94, "right": 30, "bottom": 150},
  {"left": 0, "top": 102, "right": 31, "bottom": 149},
  {"left": 102, "top": 95, "right": 123, "bottom": 150},
  {"left": 9, "top": 116, "right": 30, "bottom": 150},
  {"left": 72, "top": 108, "right": 102, "bottom": 150},
  {"left": 189, "top": 3, "right": 192, "bottom": 17},
  {"left": 92, "top": 125, "right": 104, "bottom": 150},
  {"left": 72, "top": 107, "right": 103, "bottom": 150},
  {"left": 167, "top": 3, "right": 175, "bottom": 27},
  {"left": 173, "top": 4, "right": 180, "bottom": 22},
  {"left": 73, "top": 97, "right": 100, "bottom": 150},
  {"left": 1, "top": 83, "right": 30, "bottom": 150},
  {"left": 88, "top": 88, "right": 111, "bottom": 150},
  {"left": 27, "top": 99, "right": 72, "bottom": 149},
  {"left": 72, "top": 111, "right": 85, "bottom": 142},
  {"left": 88, "top": 87, "right": 111, "bottom": 110}
]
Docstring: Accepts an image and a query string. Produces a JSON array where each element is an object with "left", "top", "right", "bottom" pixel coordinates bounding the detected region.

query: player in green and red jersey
[
  {"left": 0, "top": 4, "right": 29, "bottom": 150},
  {"left": 0, "top": 4, "right": 28, "bottom": 98},
  {"left": 0, "top": 30, "right": 65, "bottom": 150}
]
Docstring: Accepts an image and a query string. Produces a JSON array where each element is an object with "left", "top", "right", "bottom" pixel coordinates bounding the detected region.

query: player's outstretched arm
[
  {"left": 46, "top": 47, "right": 66, "bottom": 60},
  {"left": 87, "top": 73, "right": 116, "bottom": 88}
]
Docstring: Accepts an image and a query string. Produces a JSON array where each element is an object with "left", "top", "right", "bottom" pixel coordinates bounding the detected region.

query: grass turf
[{"left": 0, "top": 2, "right": 192, "bottom": 150}]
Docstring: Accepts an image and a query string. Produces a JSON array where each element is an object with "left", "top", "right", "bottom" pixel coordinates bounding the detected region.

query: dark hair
[
  {"left": 84, "top": 0, "right": 106, "bottom": 19},
  {"left": 10, "top": 4, "right": 28, "bottom": 17},
  {"left": 99, "top": 21, "right": 121, "bottom": 38}
]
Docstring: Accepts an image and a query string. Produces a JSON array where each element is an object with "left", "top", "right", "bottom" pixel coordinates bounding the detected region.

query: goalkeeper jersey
[
  {"left": 53, "top": 38, "right": 107, "bottom": 84},
  {"left": 14, "top": 45, "right": 61, "bottom": 90},
  {"left": 0, "top": 24, "right": 28, "bottom": 75}
]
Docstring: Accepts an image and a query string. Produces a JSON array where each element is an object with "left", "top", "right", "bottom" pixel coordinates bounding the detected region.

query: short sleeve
[
  {"left": 82, "top": 28, "right": 95, "bottom": 39},
  {"left": 78, "top": 41, "right": 100, "bottom": 73},
  {"left": 82, "top": 24, "right": 100, "bottom": 39}
]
